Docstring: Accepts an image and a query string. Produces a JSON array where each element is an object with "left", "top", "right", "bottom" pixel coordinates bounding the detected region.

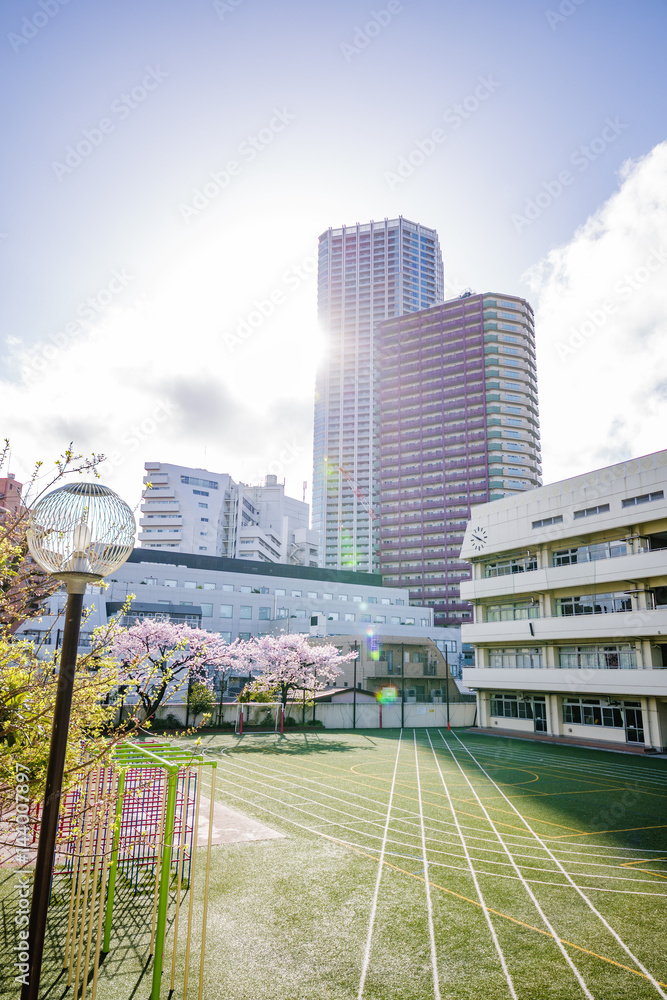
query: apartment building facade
[
  {"left": 378, "top": 291, "right": 541, "bottom": 626},
  {"left": 313, "top": 217, "right": 444, "bottom": 574},
  {"left": 459, "top": 450, "right": 667, "bottom": 751},
  {"left": 139, "top": 462, "right": 318, "bottom": 566}
]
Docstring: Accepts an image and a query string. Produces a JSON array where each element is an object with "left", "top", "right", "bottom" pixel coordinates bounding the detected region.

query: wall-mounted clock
[{"left": 470, "top": 527, "right": 488, "bottom": 551}]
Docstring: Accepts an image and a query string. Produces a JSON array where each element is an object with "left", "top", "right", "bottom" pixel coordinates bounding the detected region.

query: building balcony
[
  {"left": 142, "top": 487, "right": 175, "bottom": 499},
  {"left": 461, "top": 549, "right": 667, "bottom": 602},
  {"left": 139, "top": 517, "right": 183, "bottom": 528},
  {"left": 138, "top": 530, "right": 183, "bottom": 542},
  {"left": 463, "top": 606, "right": 667, "bottom": 644},
  {"left": 462, "top": 666, "right": 667, "bottom": 698}
]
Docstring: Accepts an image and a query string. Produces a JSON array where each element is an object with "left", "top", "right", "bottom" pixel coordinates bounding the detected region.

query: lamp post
[
  {"left": 401, "top": 643, "right": 405, "bottom": 729},
  {"left": 352, "top": 640, "right": 358, "bottom": 730},
  {"left": 445, "top": 646, "right": 451, "bottom": 731},
  {"left": 22, "top": 482, "right": 135, "bottom": 1000}
]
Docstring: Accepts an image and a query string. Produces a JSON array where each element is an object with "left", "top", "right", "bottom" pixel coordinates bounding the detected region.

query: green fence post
[
  {"left": 151, "top": 765, "right": 178, "bottom": 1000},
  {"left": 102, "top": 769, "right": 126, "bottom": 953}
]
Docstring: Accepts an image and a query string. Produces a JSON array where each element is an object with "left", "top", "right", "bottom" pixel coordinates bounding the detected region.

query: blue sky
[{"left": 1, "top": 0, "right": 666, "bottom": 508}]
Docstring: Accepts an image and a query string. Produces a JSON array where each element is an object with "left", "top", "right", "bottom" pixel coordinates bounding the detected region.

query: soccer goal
[{"left": 235, "top": 702, "right": 285, "bottom": 736}]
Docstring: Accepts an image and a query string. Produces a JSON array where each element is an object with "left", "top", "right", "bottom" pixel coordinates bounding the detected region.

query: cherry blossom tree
[
  {"left": 209, "top": 637, "right": 252, "bottom": 721},
  {"left": 249, "top": 633, "right": 357, "bottom": 711},
  {"left": 112, "top": 618, "right": 234, "bottom": 723}
]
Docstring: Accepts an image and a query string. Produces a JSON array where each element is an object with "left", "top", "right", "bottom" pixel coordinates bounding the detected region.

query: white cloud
[
  {"left": 526, "top": 141, "right": 667, "bottom": 484},
  {"left": 0, "top": 233, "right": 320, "bottom": 513}
]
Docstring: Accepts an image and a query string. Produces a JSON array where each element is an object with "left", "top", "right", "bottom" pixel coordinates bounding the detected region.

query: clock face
[{"left": 470, "top": 527, "right": 488, "bottom": 551}]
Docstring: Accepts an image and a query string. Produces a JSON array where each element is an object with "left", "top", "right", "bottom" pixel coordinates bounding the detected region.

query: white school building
[{"left": 460, "top": 449, "right": 667, "bottom": 751}]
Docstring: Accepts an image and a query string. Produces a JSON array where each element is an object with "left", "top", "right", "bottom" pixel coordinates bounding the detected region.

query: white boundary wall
[{"left": 168, "top": 701, "right": 477, "bottom": 730}]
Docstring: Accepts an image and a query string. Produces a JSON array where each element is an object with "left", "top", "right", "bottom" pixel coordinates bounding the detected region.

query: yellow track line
[
  {"left": 212, "top": 736, "right": 664, "bottom": 839},
  {"left": 622, "top": 858, "right": 667, "bottom": 867},
  {"left": 621, "top": 858, "right": 667, "bottom": 881},
  {"left": 250, "top": 753, "right": 585, "bottom": 835},
  {"left": 550, "top": 824, "right": 667, "bottom": 839},
  {"left": 317, "top": 830, "right": 667, "bottom": 990},
  {"left": 202, "top": 746, "right": 667, "bottom": 984},
  {"left": 251, "top": 738, "right": 667, "bottom": 797}
]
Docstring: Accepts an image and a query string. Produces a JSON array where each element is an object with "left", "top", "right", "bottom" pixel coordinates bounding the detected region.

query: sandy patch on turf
[{"left": 197, "top": 796, "right": 285, "bottom": 846}]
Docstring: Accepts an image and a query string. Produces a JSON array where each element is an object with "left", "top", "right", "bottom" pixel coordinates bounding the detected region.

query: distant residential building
[
  {"left": 378, "top": 291, "right": 541, "bottom": 626},
  {"left": 139, "top": 462, "right": 319, "bottom": 566},
  {"left": 460, "top": 449, "right": 667, "bottom": 751},
  {"left": 0, "top": 473, "right": 52, "bottom": 632},
  {"left": 0, "top": 473, "right": 22, "bottom": 519},
  {"left": 313, "top": 216, "right": 444, "bottom": 574}
]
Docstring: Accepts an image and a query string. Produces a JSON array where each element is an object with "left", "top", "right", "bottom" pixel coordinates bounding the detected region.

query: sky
[{"left": 1, "top": 0, "right": 666, "bottom": 517}]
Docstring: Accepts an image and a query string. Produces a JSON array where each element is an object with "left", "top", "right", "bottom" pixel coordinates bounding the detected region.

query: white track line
[
  {"left": 205, "top": 752, "right": 667, "bottom": 897},
  {"left": 448, "top": 730, "right": 667, "bottom": 1000},
  {"left": 414, "top": 730, "right": 442, "bottom": 1000},
  {"left": 208, "top": 744, "right": 667, "bottom": 877},
  {"left": 426, "top": 731, "right": 518, "bottom": 1000},
  {"left": 357, "top": 729, "right": 403, "bottom": 1000},
  {"left": 199, "top": 766, "right": 667, "bottom": 903},
  {"left": 434, "top": 733, "right": 595, "bottom": 999},
  {"left": 454, "top": 747, "right": 667, "bottom": 779},
  {"left": 211, "top": 763, "right": 667, "bottom": 897}
]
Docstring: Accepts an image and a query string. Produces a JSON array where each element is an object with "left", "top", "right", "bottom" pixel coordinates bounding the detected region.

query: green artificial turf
[{"left": 2, "top": 730, "right": 666, "bottom": 999}]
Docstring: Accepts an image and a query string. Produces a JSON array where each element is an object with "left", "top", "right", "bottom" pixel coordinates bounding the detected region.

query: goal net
[{"left": 234, "top": 702, "right": 285, "bottom": 736}]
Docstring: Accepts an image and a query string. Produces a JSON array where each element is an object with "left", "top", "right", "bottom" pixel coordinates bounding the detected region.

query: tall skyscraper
[
  {"left": 313, "top": 217, "right": 444, "bottom": 573},
  {"left": 377, "top": 291, "right": 542, "bottom": 625}
]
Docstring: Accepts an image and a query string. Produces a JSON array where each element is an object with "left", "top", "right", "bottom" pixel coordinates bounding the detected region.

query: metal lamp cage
[{"left": 26, "top": 482, "right": 136, "bottom": 581}]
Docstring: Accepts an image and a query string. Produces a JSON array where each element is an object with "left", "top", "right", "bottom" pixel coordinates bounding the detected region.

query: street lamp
[{"left": 23, "top": 482, "right": 135, "bottom": 1000}]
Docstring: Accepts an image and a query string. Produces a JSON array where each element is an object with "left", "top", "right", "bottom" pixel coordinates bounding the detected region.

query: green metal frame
[{"left": 100, "top": 741, "right": 216, "bottom": 1000}]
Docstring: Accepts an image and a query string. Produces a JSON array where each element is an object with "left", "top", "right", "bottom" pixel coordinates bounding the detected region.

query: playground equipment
[{"left": 55, "top": 740, "right": 216, "bottom": 1000}]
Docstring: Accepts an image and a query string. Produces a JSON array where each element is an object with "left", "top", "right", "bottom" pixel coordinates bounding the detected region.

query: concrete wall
[{"left": 155, "top": 701, "right": 477, "bottom": 730}]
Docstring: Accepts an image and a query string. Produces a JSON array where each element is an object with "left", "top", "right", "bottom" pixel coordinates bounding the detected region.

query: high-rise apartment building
[
  {"left": 139, "top": 463, "right": 319, "bottom": 566},
  {"left": 313, "top": 217, "right": 444, "bottom": 574},
  {"left": 378, "top": 292, "right": 541, "bottom": 625}
]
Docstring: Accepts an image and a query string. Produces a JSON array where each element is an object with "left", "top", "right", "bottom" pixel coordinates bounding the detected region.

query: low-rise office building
[
  {"left": 23, "top": 547, "right": 461, "bottom": 662},
  {"left": 460, "top": 449, "right": 667, "bottom": 751}
]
